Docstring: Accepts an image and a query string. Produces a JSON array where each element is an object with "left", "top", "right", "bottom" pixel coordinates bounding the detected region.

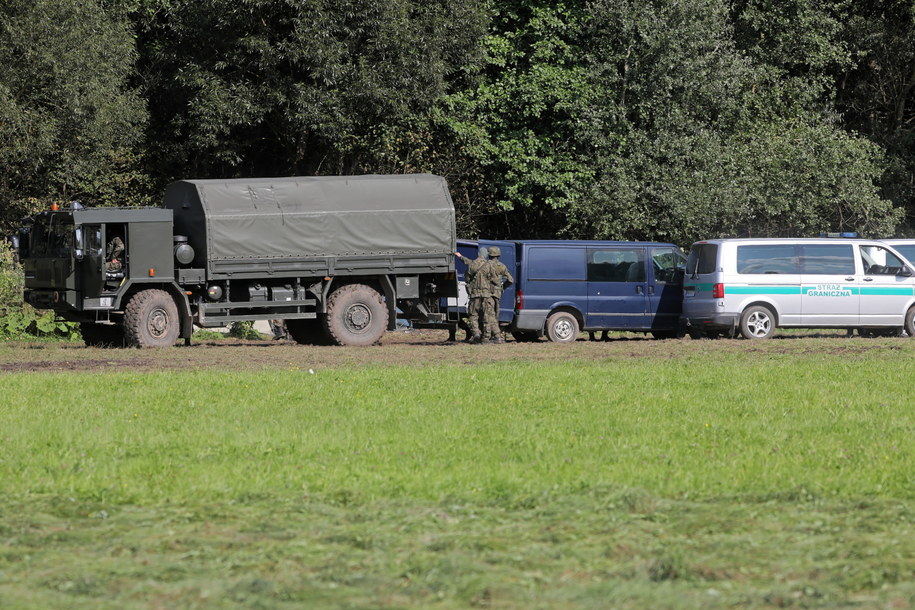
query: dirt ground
[{"left": 0, "top": 328, "right": 906, "bottom": 373}]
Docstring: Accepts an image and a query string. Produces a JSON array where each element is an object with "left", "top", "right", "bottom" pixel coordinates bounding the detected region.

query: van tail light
[
  {"left": 712, "top": 283, "right": 725, "bottom": 299},
  {"left": 515, "top": 288, "right": 524, "bottom": 310}
]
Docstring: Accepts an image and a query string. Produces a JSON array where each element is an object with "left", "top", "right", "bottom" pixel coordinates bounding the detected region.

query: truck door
[
  {"left": 79, "top": 225, "right": 104, "bottom": 298},
  {"left": 586, "top": 246, "right": 649, "bottom": 329},
  {"left": 647, "top": 247, "right": 685, "bottom": 331}
]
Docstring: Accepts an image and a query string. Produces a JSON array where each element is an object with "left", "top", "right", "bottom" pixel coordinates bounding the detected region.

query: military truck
[{"left": 19, "top": 174, "right": 458, "bottom": 347}]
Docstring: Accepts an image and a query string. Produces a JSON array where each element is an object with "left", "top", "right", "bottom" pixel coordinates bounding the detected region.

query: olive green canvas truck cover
[{"left": 163, "top": 174, "right": 456, "bottom": 276}]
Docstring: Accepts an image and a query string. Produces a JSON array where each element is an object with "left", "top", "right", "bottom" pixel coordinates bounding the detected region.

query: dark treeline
[{"left": 1, "top": 0, "right": 914, "bottom": 245}]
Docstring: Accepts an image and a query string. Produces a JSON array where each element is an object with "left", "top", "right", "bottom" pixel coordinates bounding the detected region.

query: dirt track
[{"left": 0, "top": 328, "right": 906, "bottom": 373}]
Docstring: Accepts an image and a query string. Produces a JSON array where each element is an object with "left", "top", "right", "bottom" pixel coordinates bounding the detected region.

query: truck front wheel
[
  {"left": 124, "top": 289, "right": 180, "bottom": 347},
  {"left": 323, "top": 284, "right": 388, "bottom": 346}
]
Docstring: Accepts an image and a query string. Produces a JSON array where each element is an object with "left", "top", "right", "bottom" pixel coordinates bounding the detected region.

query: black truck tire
[
  {"left": 286, "top": 317, "right": 331, "bottom": 345},
  {"left": 124, "top": 289, "right": 180, "bottom": 348},
  {"left": 323, "top": 284, "right": 388, "bottom": 346},
  {"left": 80, "top": 322, "right": 125, "bottom": 347}
]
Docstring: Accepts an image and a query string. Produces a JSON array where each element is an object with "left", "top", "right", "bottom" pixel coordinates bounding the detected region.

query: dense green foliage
[
  {"left": 0, "top": 0, "right": 150, "bottom": 230},
  {"left": 1, "top": 0, "right": 914, "bottom": 240}
]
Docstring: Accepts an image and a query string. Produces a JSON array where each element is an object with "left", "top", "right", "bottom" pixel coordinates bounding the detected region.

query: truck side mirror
[{"left": 899, "top": 266, "right": 913, "bottom": 277}]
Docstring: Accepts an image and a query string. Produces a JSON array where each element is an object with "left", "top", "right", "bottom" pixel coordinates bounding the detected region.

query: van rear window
[
  {"left": 686, "top": 243, "right": 718, "bottom": 275},
  {"left": 736, "top": 245, "right": 798, "bottom": 274},
  {"left": 527, "top": 247, "right": 585, "bottom": 280}
]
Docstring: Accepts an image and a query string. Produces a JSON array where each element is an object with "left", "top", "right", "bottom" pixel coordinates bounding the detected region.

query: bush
[{"left": 227, "top": 321, "right": 264, "bottom": 340}]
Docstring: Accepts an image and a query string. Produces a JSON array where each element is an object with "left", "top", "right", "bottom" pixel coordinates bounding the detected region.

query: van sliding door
[
  {"left": 586, "top": 247, "right": 649, "bottom": 330},
  {"left": 799, "top": 243, "right": 859, "bottom": 326}
]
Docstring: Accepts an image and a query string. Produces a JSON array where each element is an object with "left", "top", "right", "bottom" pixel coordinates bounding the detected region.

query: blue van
[{"left": 454, "top": 240, "right": 686, "bottom": 342}]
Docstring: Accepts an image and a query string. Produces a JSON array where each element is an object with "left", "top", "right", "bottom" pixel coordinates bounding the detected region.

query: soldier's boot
[
  {"left": 491, "top": 335, "right": 504, "bottom": 344},
  {"left": 469, "top": 334, "right": 483, "bottom": 344}
]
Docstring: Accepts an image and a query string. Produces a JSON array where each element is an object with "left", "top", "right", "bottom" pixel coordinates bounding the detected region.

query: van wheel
[
  {"left": 323, "top": 284, "right": 388, "bottom": 346},
  {"left": 739, "top": 305, "right": 775, "bottom": 339},
  {"left": 905, "top": 307, "right": 915, "bottom": 337},
  {"left": 545, "top": 311, "right": 579, "bottom": 343},
  {"left": 124, "top": 289, "right": 180, "bottom": 347}
]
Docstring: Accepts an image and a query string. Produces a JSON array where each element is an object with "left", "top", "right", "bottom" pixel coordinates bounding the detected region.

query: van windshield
[{"left": 686, "top": 243, "right": 718, "bottom": 276}]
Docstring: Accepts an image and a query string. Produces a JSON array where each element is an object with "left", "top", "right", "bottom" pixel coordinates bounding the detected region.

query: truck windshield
[{"left": 30, "top": 215, "right": 74, "bottom": 257}]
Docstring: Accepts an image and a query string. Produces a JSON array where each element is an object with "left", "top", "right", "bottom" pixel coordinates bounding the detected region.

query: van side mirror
[{"left": 899, "top": 267, "right": 913, "bottom": 277}]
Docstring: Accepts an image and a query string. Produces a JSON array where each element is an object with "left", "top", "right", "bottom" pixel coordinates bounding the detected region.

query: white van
[{"left": 681, "top": 238, "right": 915, "bottom": 339}]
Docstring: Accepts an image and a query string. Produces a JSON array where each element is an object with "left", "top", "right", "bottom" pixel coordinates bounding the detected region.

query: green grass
[{"left": 2, "top": 348, "right": 915, "bottom": 607}]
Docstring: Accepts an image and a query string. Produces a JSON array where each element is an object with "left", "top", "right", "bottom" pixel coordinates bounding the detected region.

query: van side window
[
  {"left": 860, "top": 245, "right": 906, "bottom": 275},
  {"left": 798, "top": 244, "right": 855, "bottom": 275},
  {"left": 651, "top": 248, "right": 683, "bottom": 283},
  {"left": 528, "top": 247, "right": 585, "bottom": 280},
  {"left": 736, "top": 245, "right": 798, "bottom": 274},
  {"left": 588, "top": 248, "right": 645, "bottom": 282}
]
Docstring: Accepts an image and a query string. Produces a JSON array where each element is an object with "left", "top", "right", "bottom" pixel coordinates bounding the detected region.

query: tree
[
  {"left": 0, "top": 0, "right": 150, "bottom": 231},
  {"left": 832, "top": 0, "right": 915, "bottom": 232},
  {"left": 132, "top": 0, "right": 488, "bottom": 184},
  {"left": 564, "top": 0, "right": 899, "bottom": 244}
]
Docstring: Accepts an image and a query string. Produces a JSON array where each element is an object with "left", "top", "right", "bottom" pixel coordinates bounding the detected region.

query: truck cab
[{"left": 21, "top": 206, "right": 189, "bottom": 346}]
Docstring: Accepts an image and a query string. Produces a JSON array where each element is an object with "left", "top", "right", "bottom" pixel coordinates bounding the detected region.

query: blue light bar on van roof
[{"left": 818, "top": 232, "right": 858, "bottom": 238}]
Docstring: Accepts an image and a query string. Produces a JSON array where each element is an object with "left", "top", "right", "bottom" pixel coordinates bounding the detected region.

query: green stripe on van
[
  {"left": 727, "top": 286, "right": 801, "bottom": 295},
  {"left": 686, "top": 284, "right": 913, "bottom": 297},
  {"left": 860, "top": 286, "right": 914, "bottom": 296}
]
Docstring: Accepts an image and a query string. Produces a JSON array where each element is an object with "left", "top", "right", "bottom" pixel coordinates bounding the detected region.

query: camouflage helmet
[{"left": 487, "top": 246, "right": 501, "bottom": 257}]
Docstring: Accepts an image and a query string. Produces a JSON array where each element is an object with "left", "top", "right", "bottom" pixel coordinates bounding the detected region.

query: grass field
[{"left": 1, "top": 331, "right": 914, "bottom": 608}]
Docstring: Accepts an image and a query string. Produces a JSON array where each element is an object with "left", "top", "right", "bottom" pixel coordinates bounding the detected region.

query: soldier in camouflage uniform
[
  {"left": 105, "top": 235, "right": 125, "bottom": 272},
  {"left": 480, "top": 246, "right": 513, "bottom": 343},
  {"left": 455, "top": 248, "right": 489, "bottom": 343}
]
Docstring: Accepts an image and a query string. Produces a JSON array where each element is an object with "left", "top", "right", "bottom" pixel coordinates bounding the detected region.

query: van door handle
[
  {"left": 863, "top": 277, "right": 874, "bottom": 282},
  {"left": 845, "top": 277, "right": 855, "bottom": 281},
  {"left": 647, "top": 286, "right": 655, "bottom": 295},
  {"left": 636, "top": 285, "right": 644, "bottom": 295}
]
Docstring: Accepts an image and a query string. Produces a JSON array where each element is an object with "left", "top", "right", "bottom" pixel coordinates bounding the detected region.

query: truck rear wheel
[
  {"left": 323, "top": 284, "right": 388, "bottom": 346},
  {"left": 80, "top": 322, "right": 125, "bottom": 348},
  {"left": 545, "top": 311, "right": 579, "bottom": 343},
  {"left": 286, "top": 318, "right": 331, "bottom": 345},
  {"left": 124, "top": 289, "right": 180, "bottom": 348}
]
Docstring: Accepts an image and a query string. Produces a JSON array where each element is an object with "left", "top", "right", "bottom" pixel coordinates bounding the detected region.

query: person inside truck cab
[{"left": 106, "top": 235, "right": 125, "bottom": 272}]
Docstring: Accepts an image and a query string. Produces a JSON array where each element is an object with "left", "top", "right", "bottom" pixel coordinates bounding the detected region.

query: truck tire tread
[
  {"left": 124, "top": 289, "right": 180, "bottom": 348},
  {"left": 323, "top": 284, "right": 388, "bottom": 346}
]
